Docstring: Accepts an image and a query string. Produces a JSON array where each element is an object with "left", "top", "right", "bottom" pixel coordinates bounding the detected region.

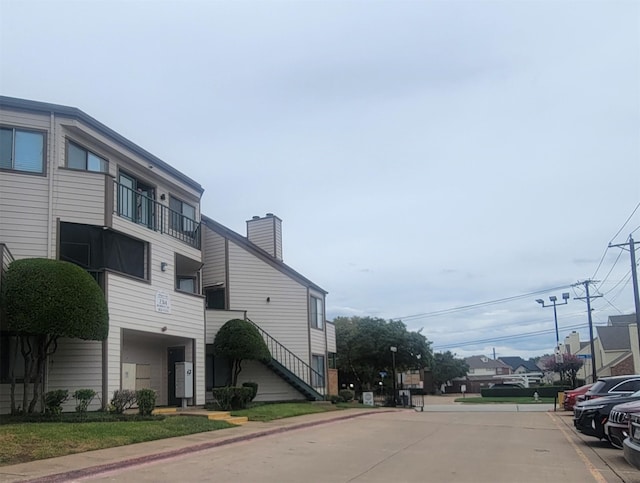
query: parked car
[
  {"left": 563, "top": 384, "right": 593, "bottom": 411},
  {"left": 605, "top": 399, "right": 640, "bottom": 449},
  {"left": 623, "top": 413, "right": 640, "bottom": 469},
  {"left": 489, "top": 383, "right": 524, "bottom": 389},
  {"left": 574, "top": 389, "right": 640, "bottom": 440},
  {"left": 583, "top": 375, "right": 640, "bottom": 401}
]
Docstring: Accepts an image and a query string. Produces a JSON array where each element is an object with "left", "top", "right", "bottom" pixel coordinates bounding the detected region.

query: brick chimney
[{"left": 246, "top": 213, "right": 283, "bottom": 261}]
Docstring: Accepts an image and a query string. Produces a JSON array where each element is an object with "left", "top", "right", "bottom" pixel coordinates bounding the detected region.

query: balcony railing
[{"left": 114, "top": 181, "right": 201, "bottom": 249}]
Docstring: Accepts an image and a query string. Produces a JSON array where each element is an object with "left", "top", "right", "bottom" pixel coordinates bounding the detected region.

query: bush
[
  {"left": 211, "top": 387, "right": 253, "bottom": 410},
  {"left": 136, "top": 389, "right": 157, "bottom": 416},
  {"left": 329, "top": 394, "right": 342, "bottom": 404},
  {"left": 44, "top": 390, "right": 68, "bottom": 416},
  {"left": 339, "top": 389, "right": 354, "bottom": 402},
  {"left": 242, "top": 382, "right": 259, "bottom": 401},
  {"left": 480, "top": 385, "right": 570, "bottom": 398},
  {"left": 110, "top": 389, "right": 137, "bottom": 414},
  {"left": 73, "top": 389, "right": 96, "bottom": 415}
]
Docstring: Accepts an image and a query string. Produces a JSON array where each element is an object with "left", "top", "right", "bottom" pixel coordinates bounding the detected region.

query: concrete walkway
[{"left": 0, "top": 396, "right": 557, "bottom": 483}]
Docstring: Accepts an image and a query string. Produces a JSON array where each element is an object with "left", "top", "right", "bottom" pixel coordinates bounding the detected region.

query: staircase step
[
  {"left": 152, "top": 407, "right": 178, "bottom": 415},
  {"left": 225, "top": 416, "right": 249, "bottom": 425},
  {"left": 206, "top": 411, "right": 232, "bottom": 420}
]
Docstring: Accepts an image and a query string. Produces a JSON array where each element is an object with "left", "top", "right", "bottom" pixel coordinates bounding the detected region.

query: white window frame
[
  {"left": 310, "top": 295, "right": 324, "bottom": 330},
  {"left": 0, "top": 126, "right": 45, "bottom": 174},
  {"left": 66, "top": 140, "right": 108, "bottom": 173}
]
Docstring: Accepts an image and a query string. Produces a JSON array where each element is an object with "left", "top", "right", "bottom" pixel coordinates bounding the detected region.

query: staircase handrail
[{"left": 247, "top": 318, "right": 324, "bottom": 390}]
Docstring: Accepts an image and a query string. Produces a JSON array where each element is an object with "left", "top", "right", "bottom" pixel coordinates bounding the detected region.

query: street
[{"left": 83, "top": 408, "right": 640, "bottom": 483}]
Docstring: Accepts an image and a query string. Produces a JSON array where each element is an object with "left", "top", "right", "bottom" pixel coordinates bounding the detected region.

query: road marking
[{"left": 547, "top": 412, "right": 607, "bottom": 483}]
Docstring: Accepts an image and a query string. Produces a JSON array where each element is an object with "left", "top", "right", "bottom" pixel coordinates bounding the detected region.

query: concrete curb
[{"left": 19, "top": 409, "right": 392, "bottom": 483}]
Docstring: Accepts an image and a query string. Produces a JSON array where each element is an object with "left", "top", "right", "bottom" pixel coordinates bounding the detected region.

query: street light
[
  {"left": 390, "top": 346, "right": 397, "bottom": 407},
  {"left": 536, "top": 292, "right": 570, "bottom": 348}
]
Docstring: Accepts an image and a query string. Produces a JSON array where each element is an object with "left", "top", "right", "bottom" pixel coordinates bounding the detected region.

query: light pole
[
  {"left": 536, "top": 293, "right": 570, "bottom": 348},
  {"left": 390, "top": 346, "right": 397, "bottom": 407}
]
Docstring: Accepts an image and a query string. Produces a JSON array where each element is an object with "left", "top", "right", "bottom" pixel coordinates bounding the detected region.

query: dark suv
[
  {"left": 574, "top": 375, "right": 640, "bottom": 440},
  {"left": 584, "top": 375, "right": 640, "bottom": 400}
]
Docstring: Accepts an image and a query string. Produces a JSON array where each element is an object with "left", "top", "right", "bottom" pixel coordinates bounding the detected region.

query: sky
[{"left": 1, "top": 0, "right": 639, "bottom": 361}]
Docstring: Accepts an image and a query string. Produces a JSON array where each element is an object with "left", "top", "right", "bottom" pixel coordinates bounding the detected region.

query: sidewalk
[{"left": 0, "top": 408, "right": 388, "bottom": 483}]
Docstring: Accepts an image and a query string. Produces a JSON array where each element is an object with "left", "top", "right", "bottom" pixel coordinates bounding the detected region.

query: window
[
  {"left": 328, "top": 352, "right": 337, "bottom": 369},
  {"left": 67, "top": 141, "right": 107, "bottom": 173},
  {"left": 170, "top": 196, "right": 197, "bottom": 234},
  {"left": 0, "top": 127, "right": 45, "bottom": 173},
  {"left": 311, "top": 355, "right": 325, "bottom": 387},
  {"left": 205, "top": 287, "right": 226, "bottom": 309},
  {"left": 177, "top": 276, "right": 196, "bottom": 293},
  {"left": 310, "top": 296, "right": 324, "bottom": 330},
  {"left": 118, "top": 172, "right": 155, "bottom": 229}
]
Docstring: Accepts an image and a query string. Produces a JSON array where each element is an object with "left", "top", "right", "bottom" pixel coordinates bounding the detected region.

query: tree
[
  {"left": 541, "top": 353, "right": 583, "bottom": 388},
  {"left": 430, "top": 351, "right": 469, "bottom": 393},
  {"left": 212, "top": 319, "right": 271, "bottom": 386},
  {"left": 1, "top": 258, "right": 109, "bottom": 413},
  {"left": 334, "top": 316, "right": 432, "bottom": 392}
]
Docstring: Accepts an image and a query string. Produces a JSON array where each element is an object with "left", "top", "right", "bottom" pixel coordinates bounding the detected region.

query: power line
[
  {"left": 393, "top": 284, "right": 573, "bottom": 322},
  {"left": 610, "top": 201, "right": 640, "bottom": 244},
  {"left": 593, "top": 201, "right": 639, "bottom": 279},
  {"left": 433, "top": 321, "right": 598, "bottom": 350}
]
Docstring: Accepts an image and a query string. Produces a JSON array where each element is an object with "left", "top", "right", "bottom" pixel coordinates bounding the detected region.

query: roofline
[
  {"left": 201, "top": 214, "right": 328, "bottom": 295},
  {"left": 0, "top": 95, "right": 204, "bottom": 194}
]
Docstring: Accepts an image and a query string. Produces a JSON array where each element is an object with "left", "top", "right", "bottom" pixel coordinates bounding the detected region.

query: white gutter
[{"left": 47, "top": 112, "right": 55, "bottom": 258}]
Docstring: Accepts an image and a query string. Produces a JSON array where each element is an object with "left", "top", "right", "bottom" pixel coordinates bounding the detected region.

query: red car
[{"left": 564, "top": 384, "right": 593, "bottom": 411}]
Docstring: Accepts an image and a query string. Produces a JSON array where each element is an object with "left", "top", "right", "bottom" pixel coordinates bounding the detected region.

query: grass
[
  {"left": 454, "top": 396, "right": 555, "bottom": 404},
  {"left": 231, "top": 402, "right": 339, "bottom": 421},
  {"left": 0, "top": 402, "right": 368, "bottom": 465},
  {"left": 0, "top": 415, "right": 233, "bottom": 466}
]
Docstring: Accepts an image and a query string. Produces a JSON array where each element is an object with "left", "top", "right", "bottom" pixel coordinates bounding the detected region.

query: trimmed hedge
[
  {"left": 211, "top": 387, "right": 254, "bottom": 410},
  {"left": 481, "top": 386, "right": 571, "bottom": 398}
]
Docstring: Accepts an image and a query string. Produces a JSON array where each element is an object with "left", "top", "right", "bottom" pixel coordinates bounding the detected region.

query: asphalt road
[{"left": 83, "top": 408, "right": 640, "bottom": 483}]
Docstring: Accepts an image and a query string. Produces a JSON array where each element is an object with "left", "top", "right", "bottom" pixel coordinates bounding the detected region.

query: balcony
[{"left": 114, "top": 181, "right": 201, "bottom": 249}]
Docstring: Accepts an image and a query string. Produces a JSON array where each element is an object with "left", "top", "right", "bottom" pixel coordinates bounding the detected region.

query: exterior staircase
[{"left": 247, "top": 319, "right": 325, "bottom": 401}]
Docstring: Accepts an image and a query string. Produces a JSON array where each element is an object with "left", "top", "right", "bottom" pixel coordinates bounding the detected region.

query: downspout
[
  {"left": 44, "top": 112, "right": 56, "bottom": 410},
  {"left": 47, "top": 112, "right": 55, "bottom": 258}
]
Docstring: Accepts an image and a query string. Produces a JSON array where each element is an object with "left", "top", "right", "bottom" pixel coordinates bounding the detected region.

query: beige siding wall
[
  {"left": 246, "top": 216, "right": 282, "bottom": 260},
  {"left": 227, "top": 241, "right": 309, "bottom": 363},
  {"left": 106, "top": 270, "right": 205, "bottom": 405},
  {"left": 202, "top": 226, "right": 226, "bottom": 288},
  {"left": 310, "top": 329, "right": 326, "bottom": 357},
  {"left": 205, "top": 309, "right": 247, "bottom": 343},
  {"left": 47, "top": 338, "right": 103, "bottom": 412},
  {"left": 237, "top": 360, "right": 306, "bottom": 402},
  {"left": 327, "top": 322, "right": 336, "bottom": 353},
  {"left": 0, "top": 172, "right": 50, "bottom": 259},
  {"left": 52, "top": 169, "right": 107, "bottom": 227},
  {"left": 0, "top": 384, "right": 25, "bottom": 414}
]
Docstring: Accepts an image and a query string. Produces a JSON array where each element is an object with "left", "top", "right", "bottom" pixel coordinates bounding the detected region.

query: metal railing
[
  {"left": 0, "top": 243, "right": 15, "bottom": 295},
  {"left": 114, "top": 181, "right": 201, "bottom": 249},
  {"left": 247, "top": 318, "right": 325, "bottom": 395}
]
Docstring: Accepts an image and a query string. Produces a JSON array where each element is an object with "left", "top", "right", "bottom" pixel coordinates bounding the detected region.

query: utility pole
[
  {"left": 574, "top": 280, "right": 602, "bottom": 383},
  {"left": 609, "top": 235, "right": 640, "bottom": 368}
]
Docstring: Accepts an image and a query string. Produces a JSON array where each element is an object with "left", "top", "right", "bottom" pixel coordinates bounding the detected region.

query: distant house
[
  {"left": 563, "top": 314, "right": 639, "bottom": 384},
  {"left": 446, "top": 355, "right": 512, "bottom": 393},
  {"left": 498, "top": 356, "right": 539, "bottom": 374}
]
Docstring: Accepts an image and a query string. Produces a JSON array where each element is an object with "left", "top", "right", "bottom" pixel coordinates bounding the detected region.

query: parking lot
[{"left": 77, "top": 405, "right": 639, "bottom": 483}]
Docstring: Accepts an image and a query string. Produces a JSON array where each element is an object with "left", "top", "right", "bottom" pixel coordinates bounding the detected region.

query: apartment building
[{"left": 0, "top": 96, "right": 335, "bottom": 413}]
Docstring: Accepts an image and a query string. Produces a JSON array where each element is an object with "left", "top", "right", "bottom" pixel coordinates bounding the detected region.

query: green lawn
[
  {"left": 0, "top": 416, "right": 232, "bottom": 466},
  {"left": 231, "top": 402, "right": 339, "bottom": 421},
  {"left": 0, "top": 402, "right": 356, "bottom": 466}
]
